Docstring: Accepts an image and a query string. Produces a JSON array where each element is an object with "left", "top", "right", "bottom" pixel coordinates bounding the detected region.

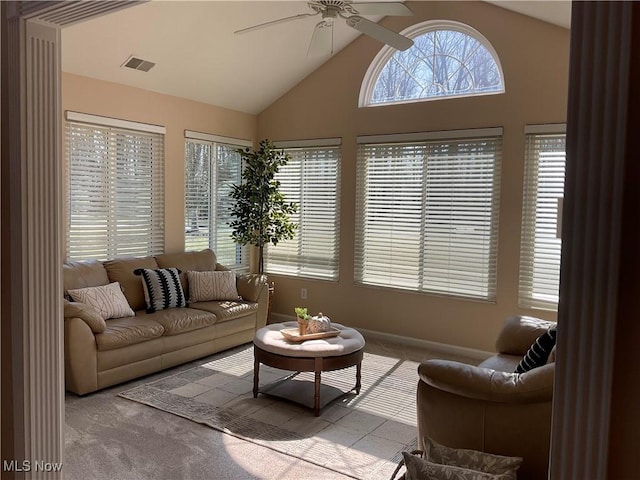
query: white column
[{"left": 550, "top": 2, "right": 634, "bottom": 479}]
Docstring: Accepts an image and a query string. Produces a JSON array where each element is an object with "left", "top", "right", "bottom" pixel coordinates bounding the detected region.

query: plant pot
[{"left": 297, "top": 316, "right": 309, "bottom": 335}]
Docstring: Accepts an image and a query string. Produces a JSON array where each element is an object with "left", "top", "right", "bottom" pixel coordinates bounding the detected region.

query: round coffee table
[{"left": 253, "top": 321, "right": 365, "bottom": 416}]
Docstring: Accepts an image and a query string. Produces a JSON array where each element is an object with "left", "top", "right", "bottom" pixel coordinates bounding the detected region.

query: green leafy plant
[
  {"left": 229, "top": 139, "right": 298, "bottom": 273},
  {"left": 294, "top": 307, "right": 310, "bottom": 320}
]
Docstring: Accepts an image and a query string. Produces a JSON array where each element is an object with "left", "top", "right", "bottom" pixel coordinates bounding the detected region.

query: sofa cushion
[
  {"left": 104, "top": 256, "right": 159, "bottom": 311},
  {"left": 190, "top": 300, "right": 257, "bottom": 323},
  {"left": 187, "top": 270, "right": 239, "bottom": 302},
  {"left": 515, "top": 325, "right": 557, "bottom": 374},
  {"left": 63, "top": 259, "right": 110, "bottom": 294},
  {"left": 155, "top": 249, "right": 217, "bottom": 298},
  {"left": 95, "top": 316, "right": 165, "bottom": 351},
  {"left": 478, "top": 354, "right": 521, "bottom": 373},
  {"left": 134, "top": 267, "right": 187, "bottom": 312},
  {"left": 137, "top": 307, "right": 217, "bottom": 335},
  {"left": 68, "top": 282, "right": 135, "bottom": 320}
]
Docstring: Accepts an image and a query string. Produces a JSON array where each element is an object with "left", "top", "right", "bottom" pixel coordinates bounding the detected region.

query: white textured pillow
[
  {"left": 187, "top": 270, "right": 238, "bottom": 302},
  {"left": 422, "top": 436, "right": 522, "bottom": 478},
  {"left": 68, "top": 282, "right": 135, "bottom": 320},
  {"left": 403, "top": 453, "right": 513, "bottom": 480}
]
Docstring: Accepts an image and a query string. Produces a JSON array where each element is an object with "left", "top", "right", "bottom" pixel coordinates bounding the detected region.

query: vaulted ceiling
[{"left": 62, "top": 1, "right": 570, "bottom": 115}]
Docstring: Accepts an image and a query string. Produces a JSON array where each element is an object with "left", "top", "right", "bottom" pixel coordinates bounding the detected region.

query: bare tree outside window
[{"left": 371, "top": 28, "right": 503, "bottom": 105}]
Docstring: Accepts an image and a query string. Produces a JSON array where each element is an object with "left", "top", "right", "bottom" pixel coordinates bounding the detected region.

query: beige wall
[
  {"left": 62, "top": 72, "right": 257, "bottom": 254},
  {"left": 257, "top": 1, "right": 570, "bottom": 351}
]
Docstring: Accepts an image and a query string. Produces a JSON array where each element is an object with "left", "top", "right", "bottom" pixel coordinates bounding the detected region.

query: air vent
[{"left": 122, "top": 55, "right": 155, "bottom": 72}]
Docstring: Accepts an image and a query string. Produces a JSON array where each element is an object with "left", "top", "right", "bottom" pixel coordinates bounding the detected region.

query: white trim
[
  {"left": 358, "top": 19, "right": 505, "bottom": 108},
  {"left": 269, "top": 313, "right": 492, "bottom": 363},
  {"left": 65, "top": 111, "right": 165, "bottom": 134},
  {"left": 357, "top": 127, "right": 503, "bottom": 144},
  {"left": 184, "top": 130, "right": 252, "bottom": 147},
  {"left": 524, "top": 123, "right": 567, "bottom": 134},
  {"left": 273, "top": 137, "right": 342, "bottom": 149}
]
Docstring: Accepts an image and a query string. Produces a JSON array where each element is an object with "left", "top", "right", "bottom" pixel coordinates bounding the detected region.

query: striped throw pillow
[
  {"left": 515, "top": 325, "right": 557, "bottom": 374},
  {"left": 134, "top": 267, "right": 186, "bottom": 313}
]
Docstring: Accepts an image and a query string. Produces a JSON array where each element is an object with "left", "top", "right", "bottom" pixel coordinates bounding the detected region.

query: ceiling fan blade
[
  {"left": 350, "top": 2, "right": 413, "bottom": 16},
  {"left": 234, "top": 13, "right": 317, "bottom": 35},
  {"left": 346, "top": 15, "right": 413, "bottom": 50},
  {"left": 308, "top": 20, "right": 334, "bottom": 57}
]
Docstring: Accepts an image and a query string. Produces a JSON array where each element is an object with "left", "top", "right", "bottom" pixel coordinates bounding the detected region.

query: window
[
  {"left": 184, "top": 131, "right": 250, "bottom": 270},
  {"left": 519, "top": 125, "right": 566, "bottom": 310},
  {"left": 355, "top": 129, "right": 502, "bottom": 301},
  {"left": 65, "top": 112, "right": 165, "bottom": 261},
  {"left": 265, "top": 139, "right": 341, "bottom": 281},
  {"left": 359, "top": 20, "right": 504, "bottom": 107}
]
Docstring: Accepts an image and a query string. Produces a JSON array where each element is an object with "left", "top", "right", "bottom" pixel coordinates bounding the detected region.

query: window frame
[
  {"left": 184, "top": 130, "right": 251, "bottom": 271},
  {"left": 265, "top": 138, "right": 342, "bottom": 281},
  {"left": 518, "top": 124, "right": 567, "bottom": 311},
  {"left": 355, "top": 128, "right": 502, "bottom": 301},
  {"left": 359, "top": 20, "right": 505, "bottom": 108},
  {"left": 65, "top": 111, "right": 165, "bottom": 261}
]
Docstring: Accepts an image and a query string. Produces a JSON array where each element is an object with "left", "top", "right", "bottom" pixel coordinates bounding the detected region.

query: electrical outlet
[{"left": 300, "top": 288, "right": 307, "bottom": 300}]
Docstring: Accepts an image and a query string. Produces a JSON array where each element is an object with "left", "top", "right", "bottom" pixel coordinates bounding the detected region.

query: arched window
[{"left": 359, "top": 20, "right": 505, "bottom": 107}]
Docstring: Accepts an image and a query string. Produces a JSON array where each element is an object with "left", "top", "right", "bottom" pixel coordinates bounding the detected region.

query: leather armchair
[{"left": 417, "top": 316, "right": 555, "bottom": 480}]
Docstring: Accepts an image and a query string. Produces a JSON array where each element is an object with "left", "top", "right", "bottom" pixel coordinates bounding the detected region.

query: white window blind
[
  {"left": 66, "top": 117, "right": 164, "bottom": 261},
  {"left": 265, "top": 142, "right": 341, "bottom": 280},
  {"left": 519, "top": 127, "right": 566, "bottom": 310},
  {"left": 184, "top": 137, "right": 248, "bottom": 270},
  {"left": 355, "top": 132, "right": 501, "bottom": 301}
]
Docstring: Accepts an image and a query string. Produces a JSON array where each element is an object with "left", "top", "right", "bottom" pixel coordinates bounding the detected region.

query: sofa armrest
[
  {"left": 495, "top": 316, "right": 556, "bottom": 355},
  {"left": 236, "top": 273, "right": 269, "bottom": 303},
  {"left": 64, "top": 316, "right": 98, "bottom": 394},
  {"left": 64, "top": 299, "right": 106, "bottom": 333},
  {"left": 418, "top": 359, "right": 554, "bottom": 404}
]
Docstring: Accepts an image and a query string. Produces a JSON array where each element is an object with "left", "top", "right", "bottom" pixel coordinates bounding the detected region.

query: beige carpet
[{"left": 119, "top": 344, "right": 420, "bottom": 480}]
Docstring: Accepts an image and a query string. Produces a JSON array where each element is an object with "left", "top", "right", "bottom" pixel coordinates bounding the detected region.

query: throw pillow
[
  {"left": 515, "top": 325, "right": 557, "bottom": 373},
  {"left": 402, "top": 453, "right": 513, "bottom": 480},
  {"left": 134, "top": 267, "right": 186, "bottom": 313},
  {"left": 186, "top": 270, "right": 239, "bottom": 302},
  {"left": 422, "top": 436, "right": 522, "bottom": 478},
  {"left": 67, "top": 282, "right": 135, "bottom": 320}
]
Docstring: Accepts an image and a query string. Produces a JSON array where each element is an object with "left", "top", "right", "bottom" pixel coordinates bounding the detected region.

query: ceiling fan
[{"left": 234, "top": 1, "right": 414, "bottom": 57}]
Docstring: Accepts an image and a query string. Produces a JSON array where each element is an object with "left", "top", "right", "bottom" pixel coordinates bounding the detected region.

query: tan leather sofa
[
  {"left": 63, "top": 249, "right": 269, "bottom": 395},
  {"left": 417, "top": 316, "right": 555, "bottom": 480}
]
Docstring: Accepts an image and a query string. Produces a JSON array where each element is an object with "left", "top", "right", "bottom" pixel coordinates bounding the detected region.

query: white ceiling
[{"left": 62, "top": 1, "right": 571, "bottom": 115}]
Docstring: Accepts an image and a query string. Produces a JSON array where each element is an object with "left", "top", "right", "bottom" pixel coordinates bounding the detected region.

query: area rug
[{"left": 119, "top": 343, "right": 420, "bottom": 479}]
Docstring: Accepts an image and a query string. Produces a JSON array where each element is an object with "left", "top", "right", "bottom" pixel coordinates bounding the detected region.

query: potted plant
[
  {"left": 294, "top": 307, "right": 311, "bottom": 335},
  {"left": 229, "top": 139, "right": 298, "bottom": 273}
]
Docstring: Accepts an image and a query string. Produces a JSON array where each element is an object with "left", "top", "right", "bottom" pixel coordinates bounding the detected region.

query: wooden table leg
[
  {"left": 314, "top": 357, "right": 322, "bottom": 416},
  {"left": 355, "top": 361, "right": 362, "bottom": 395},
  {"left": 253, "top": 357, "right": 260, "bottom": 398}
]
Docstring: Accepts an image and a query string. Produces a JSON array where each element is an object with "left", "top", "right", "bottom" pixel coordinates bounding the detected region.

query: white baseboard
[{"left": 269, "top": 313, "right": 492, "bottom": 362}]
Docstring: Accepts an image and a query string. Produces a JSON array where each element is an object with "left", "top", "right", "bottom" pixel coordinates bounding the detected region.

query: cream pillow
[
  {"left": 187, "top": 270, "right": 238, "bottom": 302},
  {"left": 68, "top": 282, "right": 135, "bottom": 320},
  {"left": 403, "top": 452, "right": 514, "bottom": 480},
  {"left": 422, "top": 436, "right": 522, "bottom": 479}
]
